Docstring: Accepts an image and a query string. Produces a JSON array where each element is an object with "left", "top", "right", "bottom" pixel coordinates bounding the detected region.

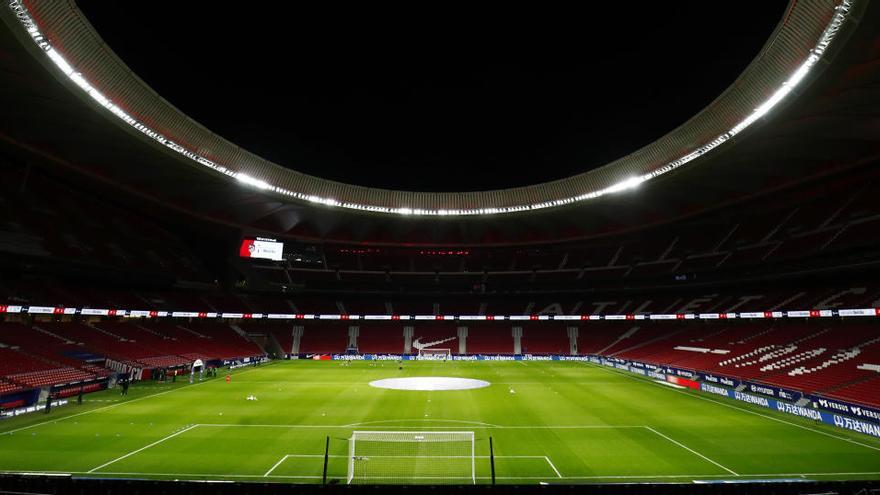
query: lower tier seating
[
  {"left": 8, "top": 368, "right": 95, "bottom": 388},
  {"left": 593, "top": 320, "right": 880, "bottom": 408},
  {"left": 0, "top": 320, "right": 266, "bottom": 389}
]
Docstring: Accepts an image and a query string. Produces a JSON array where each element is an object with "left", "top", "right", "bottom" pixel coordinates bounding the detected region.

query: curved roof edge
[{"left": 4, "top": 0, "right": 859, "bottom": 216}]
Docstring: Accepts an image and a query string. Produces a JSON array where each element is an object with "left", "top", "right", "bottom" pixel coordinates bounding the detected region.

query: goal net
[
  {"left": 418, "top": 348, "right": 452, "bottom": 360},
  {"left": 347, "top": 431, "right": 475, "bottom": 484}
]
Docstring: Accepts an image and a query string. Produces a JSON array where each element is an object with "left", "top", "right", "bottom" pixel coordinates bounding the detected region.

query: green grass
[{"left": 0, "top": 359, "right": 878, "bottom": 484}]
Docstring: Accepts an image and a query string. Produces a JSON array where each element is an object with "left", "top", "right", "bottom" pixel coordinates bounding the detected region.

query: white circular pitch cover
[{"left": 369, "top": 377, "right": 491, "bottom": 391}]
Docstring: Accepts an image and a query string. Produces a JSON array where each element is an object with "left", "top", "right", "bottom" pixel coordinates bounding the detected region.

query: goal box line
[
  {"left": 348, "top": 430, "right": 476, "bottom": 485},
  {"left": 280, "top": 454, "right": 552, "bottom": 462},
  {"left": 351, "top": 430, "right": 477, "bottom": 436}
]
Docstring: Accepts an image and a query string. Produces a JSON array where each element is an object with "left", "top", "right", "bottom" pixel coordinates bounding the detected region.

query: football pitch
[{"left": 0, "top": 360, "right": 879, "bottom": 484}]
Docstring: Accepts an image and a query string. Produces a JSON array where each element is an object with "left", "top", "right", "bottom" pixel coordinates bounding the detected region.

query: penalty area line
[
  {"left": 88, "top": 424, "right": 200, "bottom": 473},
  {"left": 262, "top": 453, "right": 561, "bottom": 479},
  {"left": 196, "top": 423, "right": 644, "bottom": 429},
  {"left": 263, "top": 455, "right": 290, "bottom": 477},
  {"left": 643, "top": 426, "right": 738, "bottom": 476},
  {"left": 588, "top": 363, "right": 880, "bottom": 453},
  {"left": 3, "top": 469, "right": 880, "bottom": 480},
  {"left": 343, "top": 418, "right": 501, "bottom": 428},
  {"left": 543, "top": 456, "right": 562, "bottom": 478},
  {"left": 257, "top": 453, "right": 579, "bottom": 480}
]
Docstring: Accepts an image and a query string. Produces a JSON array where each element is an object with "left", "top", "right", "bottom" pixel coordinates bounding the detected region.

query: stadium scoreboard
[{"left": 239, "top": 237, "right": 284, "bottom": 261}]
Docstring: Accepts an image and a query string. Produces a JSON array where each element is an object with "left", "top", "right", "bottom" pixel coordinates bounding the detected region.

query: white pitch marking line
[
  {"left": 543, "top": 456, "right": 562, "bottom": 478},
  {"left": 344, "top": 418, "right": 501, "bottom": 428},
  {"left": 87, "top": 424, "right": 200, "bottom": 473},
  {"left": 643, "top": 426, "right": 739, "bottom": 476},
  {"left": 589, "top": 363, "right": 880, "bottom": 453},
  {"left": 263, "top": 455, "right": 290, "bottom": 477},
  {"left": 492, "top": 455, "right": 547, "bottom": 459},
  {"left": 196, "top": 423, "right": 643, "bottom": 429},
  {"left": 685, "top": 391, "right": 880, "bottom": 453},
  {"left": 353, "top": 476, "right": 478, "bottom": 480},
  {"left": 275, "top": 454, "right": 551, "bottom": 459},
  {"left": 4, "top": 469, "right": 880, "bottom": 480},
  {"left": 106, "top": 471, "right": 322, "bottom": 479}
]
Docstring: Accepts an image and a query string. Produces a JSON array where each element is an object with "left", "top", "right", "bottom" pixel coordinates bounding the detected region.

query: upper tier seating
[{"left": 0, "top": 167, "right": 211, "bottom": 283}]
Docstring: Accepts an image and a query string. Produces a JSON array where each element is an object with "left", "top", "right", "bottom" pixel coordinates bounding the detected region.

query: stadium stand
[
  {"left": 8, "top": 368, "right": 95, "bottom": 389},
  {"left": 1, "top": 95, "right": 880, "bottom": 410},
  {"left": 358, "top": 325, "right": 405, "bottom": 355},
  {"left": 0, "top": 169, "right": 211, "bottom": 284},
  {"left": 0, "top": 380, "right": 26, "bottom": 395},
  {"left": 1, "top": 0, "right": 879, "bottom": 490},
  {"left": 828, "top": 375, "right": 880, "bottom": 407},
  {"left": 297, "top": 324, "right": 349, "bottom": 355},
  {"left": 521, "top": 323, "right": 577, "bottom": 356},
  {"left": 466, "top": 323, "right": 514, "bottom": 355},
  {"left": 575, "top": 319, "right": 880, "bottom": 408},
  {"left": 0, "top": 317, "right": 266, "bottom": 393}
]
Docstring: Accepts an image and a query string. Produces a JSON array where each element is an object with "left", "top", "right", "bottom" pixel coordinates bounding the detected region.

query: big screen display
[{"left": 239, "top": 237, "right": 284, "bottom": 261}]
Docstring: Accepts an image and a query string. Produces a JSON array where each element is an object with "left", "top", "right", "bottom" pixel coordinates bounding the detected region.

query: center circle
[{"left": 369, "top": 377, "right": 491, "bottom": 391}]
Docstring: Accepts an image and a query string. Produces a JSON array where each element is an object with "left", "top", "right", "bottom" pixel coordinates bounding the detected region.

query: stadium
[{"left": 0, "top": 1, "right": 879, "bottom": 494}]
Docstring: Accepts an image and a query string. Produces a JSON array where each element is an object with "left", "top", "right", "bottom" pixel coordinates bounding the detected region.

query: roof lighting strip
[
  {"left": 7, "top": 0, "right": 854, "bottom": 216},
  {"left": 1, "top": 305, "right": 875, "bottom": 320}
]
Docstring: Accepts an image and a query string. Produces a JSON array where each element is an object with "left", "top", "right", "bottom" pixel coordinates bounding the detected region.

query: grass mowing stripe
[
  {"left": 2, "top": 360, "right": 877, "bottom": 483},
  {"left": 587, "top": 362, "right": 880, "bottom": 452},
  {"left": 643, "top": 426, "right": 738, "bottom": 476},
  {"left": 87, "top": 424, "right": 200, "bottom": 473}
]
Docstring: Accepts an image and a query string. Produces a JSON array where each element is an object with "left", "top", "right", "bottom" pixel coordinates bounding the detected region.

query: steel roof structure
[{"left": 0, "top": 0, "right": 878, "bottom": 245}]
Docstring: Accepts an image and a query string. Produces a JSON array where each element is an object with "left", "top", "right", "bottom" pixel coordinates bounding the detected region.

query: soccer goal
[
  {"left": 347, "top": 431, "right": 475, "bottom": 484},
  {"left": 418, "top": 348, "right": 452, "bottom": 360}
]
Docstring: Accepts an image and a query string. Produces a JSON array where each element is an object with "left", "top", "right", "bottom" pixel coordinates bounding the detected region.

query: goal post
[
  {"left": 418, "top": 348, "right": 452, "bottom": 360},
  {"left": 347, "top": 431, "right": 475, "bottom": 484}
]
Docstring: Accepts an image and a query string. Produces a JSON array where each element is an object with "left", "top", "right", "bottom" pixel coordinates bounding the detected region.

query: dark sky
[{"left": 77, "top": 2, "right": 787, "bottom": 192}]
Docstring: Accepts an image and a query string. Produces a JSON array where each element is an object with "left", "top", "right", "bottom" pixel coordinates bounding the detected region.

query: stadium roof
[{"left": 1, "top": 0, "right": 878, "bottom": 245}]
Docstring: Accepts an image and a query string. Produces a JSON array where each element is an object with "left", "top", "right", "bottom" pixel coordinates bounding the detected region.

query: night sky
[{"left": 77, "top": 2, "right": 787, "bottom": 192}]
